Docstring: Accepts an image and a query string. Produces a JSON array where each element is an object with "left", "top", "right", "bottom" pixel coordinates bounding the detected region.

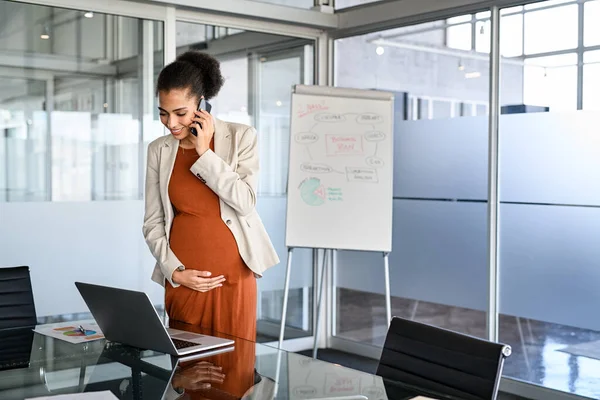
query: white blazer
[{"left": 142, "top": 118, "right": 280, "bottom": 288}]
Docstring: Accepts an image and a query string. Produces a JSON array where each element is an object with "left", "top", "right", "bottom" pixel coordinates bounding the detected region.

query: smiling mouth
[{"left": 170, "top": 128, "right": 183, "bottom": 134}]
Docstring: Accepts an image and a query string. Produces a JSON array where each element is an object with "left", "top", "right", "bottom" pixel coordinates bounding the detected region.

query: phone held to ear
[{"left": 190, "top": 99, "right": 212, "bottom": 136}]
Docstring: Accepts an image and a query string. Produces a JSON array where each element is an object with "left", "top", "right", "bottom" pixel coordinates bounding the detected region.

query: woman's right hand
[{"left": 172, "top": 269, "right": 225, "bottom": 292}]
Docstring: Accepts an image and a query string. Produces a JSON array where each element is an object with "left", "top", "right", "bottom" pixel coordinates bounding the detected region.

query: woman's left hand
[{"left": 191, "top": 110, "right": 215, "bottom": 157}]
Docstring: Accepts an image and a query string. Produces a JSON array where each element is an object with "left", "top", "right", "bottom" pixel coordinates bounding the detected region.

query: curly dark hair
[{"left": 156, "top": 51, "right": 224, "bottom": 100}]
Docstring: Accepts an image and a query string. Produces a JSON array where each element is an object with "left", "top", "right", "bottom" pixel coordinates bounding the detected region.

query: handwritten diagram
[
  {"left": 299, "top": 177, "right": 343, "bottom": 207},
  {"left": 295, "top": 111, "right": 386, "bottom": 206}
]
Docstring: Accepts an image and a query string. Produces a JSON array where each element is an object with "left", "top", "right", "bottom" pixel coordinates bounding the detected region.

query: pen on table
[{"left": 78, "top": 325, "right": 86, "bottom": 335}]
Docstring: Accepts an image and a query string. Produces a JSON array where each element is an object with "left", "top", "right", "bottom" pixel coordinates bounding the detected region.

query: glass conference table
[{"left": 0, "top": 321, "right": 449, "bottom": 400}]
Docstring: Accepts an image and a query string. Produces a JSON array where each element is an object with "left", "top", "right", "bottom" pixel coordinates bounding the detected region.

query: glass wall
[
  {"left": 0, "top": 0, "right": 166, "bottom": 320},
  {"left": 333, "top": 17, "right": 493, "bottom": 348},
  {"left": 257, "top": 48, "right": 313, "bottom": 196},
  {"left": 0, "top": 1, "right": 164, "bottom": 202},
  {"left": 175, "top": 20, "right": 316, "bottom": 342},
  {"left": 583, "top": 50, "right": 600, "bottom": 110},
  {"left": 334, "top": 2, "right": 600, "bottom": 398},
  {"left": 497, "top": 1, "right": 600, "bottom": 398},
  {"left": 0, "top": 77, "right": 47, "bottom": 202}
]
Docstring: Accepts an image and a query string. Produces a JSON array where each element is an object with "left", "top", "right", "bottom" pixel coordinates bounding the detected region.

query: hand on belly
[{"left": 172, "top": 269, "right": 226, "bottom": 292}]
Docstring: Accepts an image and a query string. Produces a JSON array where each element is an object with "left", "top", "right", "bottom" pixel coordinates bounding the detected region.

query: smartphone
[{"left": 190, "top": 99, "right": 212, "bottom": 136}]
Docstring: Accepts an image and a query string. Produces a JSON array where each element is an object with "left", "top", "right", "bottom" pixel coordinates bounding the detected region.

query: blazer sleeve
[
  {"left": 142, "top": 142, "right": 183, "bottom": 288},
  {"left": 189, "top": 126, "right": 258, "bottom": 217}
]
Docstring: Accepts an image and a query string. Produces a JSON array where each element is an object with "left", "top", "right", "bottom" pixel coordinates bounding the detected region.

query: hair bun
[{"left": 176, "top": 51, "right": 224, "bottom": 100}]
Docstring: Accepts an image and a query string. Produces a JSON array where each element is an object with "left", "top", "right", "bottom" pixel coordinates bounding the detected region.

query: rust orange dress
[{"left": 165, "top": 141, "right": 257, "bottom": 342}]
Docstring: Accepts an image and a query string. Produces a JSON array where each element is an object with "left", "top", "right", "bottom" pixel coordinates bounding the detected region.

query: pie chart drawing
[
  {"left": 300, "top": 178, "right": 326, "bottom": 206},
  {"left": 60, "top": 328, "right": 97, "bottom": 337}
]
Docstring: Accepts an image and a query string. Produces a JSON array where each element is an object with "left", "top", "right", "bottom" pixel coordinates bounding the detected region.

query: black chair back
[
  {"left": 0, "top": 327, "right": 34, "bottom": 371},
  {"left": 0, "top": 266, "right": 37, "bottom": 330},
  {"left": 377, "top": 317, "right": 511, "bottom": 400}
]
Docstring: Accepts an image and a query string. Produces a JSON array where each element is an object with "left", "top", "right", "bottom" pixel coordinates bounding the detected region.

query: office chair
[
  {"left": 376, "top": 316, "right": 511, "bottom": 400},
  {"left": 0, "top": 266, "right": 37, "bottom": 330},
  {"left": 0, "top": 327, "right": 35, "bottom": 371},
  {"left": 0, "top": 266, "right": 41, "bottom": 390}
]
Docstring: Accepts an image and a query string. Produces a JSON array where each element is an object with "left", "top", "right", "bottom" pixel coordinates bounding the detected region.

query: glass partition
[
  {"left": 583, "top": 50, "right": 600, "bottom": 110},
  {"left": 498, "top": 1, "right": 600, "bottom": 397},
  {"left": 0, "top": 0, "right": 166, "bottom": 322},
  {"left": 0, "top": 1, "right": 164, "bottom": 202},
  {"left": 333, "top": 2, "right": 600, "bottom": 397},
  {"left": 333, "top": 16, "right": 492, "bottom": 349}
]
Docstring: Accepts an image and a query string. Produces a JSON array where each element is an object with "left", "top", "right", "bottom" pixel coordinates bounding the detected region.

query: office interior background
[{"left": 0, "top": 0, "right": 599, "bottom": 399}]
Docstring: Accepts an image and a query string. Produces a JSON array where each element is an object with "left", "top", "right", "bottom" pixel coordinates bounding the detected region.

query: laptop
[{"left": 75, "top": 282, "right": 234, "bottom": 357}]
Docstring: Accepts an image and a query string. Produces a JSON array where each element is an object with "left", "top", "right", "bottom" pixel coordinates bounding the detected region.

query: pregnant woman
[{"left": 142, "top": 50, "right": 279, "bottom": 341}]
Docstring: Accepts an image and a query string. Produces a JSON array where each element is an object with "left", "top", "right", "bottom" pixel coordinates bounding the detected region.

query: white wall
[{"left": 0, "top": 201, "right": 162, "bottom": 317}]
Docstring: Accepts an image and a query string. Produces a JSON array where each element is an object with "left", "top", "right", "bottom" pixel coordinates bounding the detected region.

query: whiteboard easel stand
[
  {"left": 312, "top": 248, "right": 329, "bottom": 359},
  {"left": 272, "top": 348, "right": 282, "bottom": 400},
  {"left": 277, "top": 247, "right": 392, "bottom": 359}
]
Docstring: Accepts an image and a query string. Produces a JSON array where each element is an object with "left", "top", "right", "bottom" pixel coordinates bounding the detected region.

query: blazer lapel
[
  {"left": 159, "top": 135, "right": 178, "bottom": 223},
  {"left": 213, "top": 118, "right": 233, "bottom": 167}
]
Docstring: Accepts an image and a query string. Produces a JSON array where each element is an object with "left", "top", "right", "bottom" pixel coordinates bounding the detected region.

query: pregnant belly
[{"left": 169, "top": 214, "right": 246, "bottom": 283}]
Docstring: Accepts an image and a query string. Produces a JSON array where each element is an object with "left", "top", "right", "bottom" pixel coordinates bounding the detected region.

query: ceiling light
[
  {"left": 40, "top": 24, "right": 50, "bottom": 40},
  {"left": 84, "top": 11, "right": 94, "bottom": 18},
  {"left": 276, "top": 100, "right": 283, "bottom": 107},
  {"left": 376, "top": 46, "right": 385, "bottom": 56},
  {"left": 465, "top": 71, "right": 481, "bottom": 79}
]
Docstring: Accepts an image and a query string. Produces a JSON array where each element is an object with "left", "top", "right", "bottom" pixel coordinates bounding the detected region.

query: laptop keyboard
[{"left": 172, "top": 338, "right": 200, "bottom": 350}]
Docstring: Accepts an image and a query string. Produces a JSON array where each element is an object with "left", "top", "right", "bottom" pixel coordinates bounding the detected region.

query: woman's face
[{"left": 158, "top": 88, "right": 199, "bottom": 140}]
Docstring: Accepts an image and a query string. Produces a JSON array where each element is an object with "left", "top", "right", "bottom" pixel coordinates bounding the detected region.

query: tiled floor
[{"left": 336, "top": 288, "right": 600, "bottom": 399}]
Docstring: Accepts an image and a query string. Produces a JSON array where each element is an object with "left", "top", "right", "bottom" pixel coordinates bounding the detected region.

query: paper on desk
[
  {"left": 33, "top": 321, "right": 104, "bottom": 344},
  {"left": 26, "top": 390, "right": 118, "bottom": 399}
]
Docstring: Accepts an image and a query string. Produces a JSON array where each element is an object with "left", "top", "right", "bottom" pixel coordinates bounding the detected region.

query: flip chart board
[{"left": 285, "top": 85, "right": 394, "bottom": 252}]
